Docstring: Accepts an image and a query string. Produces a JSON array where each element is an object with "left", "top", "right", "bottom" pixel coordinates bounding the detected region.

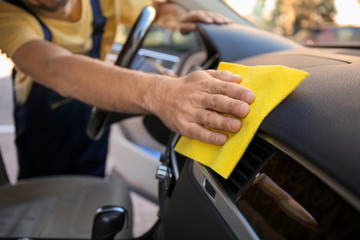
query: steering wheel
[{"left": 86, "top": 6, "right": 156, "bottom": 140}]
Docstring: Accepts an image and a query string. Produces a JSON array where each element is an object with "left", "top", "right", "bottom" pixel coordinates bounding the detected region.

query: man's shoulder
[
  {"left": 0, "top": 1, "right": 44, "bottom": 59},
  {"left": 0, "top": 1, "right": 27, "bottom": 14},
  {"left": 0, "top": 1, "right": 43, "bottom": 34},
  {"left": 0, "top": 1, "right": 40, "bottom": 24}
]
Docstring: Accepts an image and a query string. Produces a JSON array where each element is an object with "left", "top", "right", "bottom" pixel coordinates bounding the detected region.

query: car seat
[{"left": 0, "top": 147, "right": 132, "bottom": 239}]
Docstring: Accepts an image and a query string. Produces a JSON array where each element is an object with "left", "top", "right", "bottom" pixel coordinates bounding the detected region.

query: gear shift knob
[{"left": 91, "top": 206, "right": 128, "bottom": 240}]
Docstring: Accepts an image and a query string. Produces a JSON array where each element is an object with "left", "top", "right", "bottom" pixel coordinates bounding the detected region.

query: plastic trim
[{"left": 192, "top": 162, "right": 259, "bottom": 240}]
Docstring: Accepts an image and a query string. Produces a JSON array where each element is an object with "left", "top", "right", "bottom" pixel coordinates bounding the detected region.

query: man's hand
[
  {"left": 148, "top": 70, "right": 255, "bottom": 145},
  {"left": 179, "top": 10, "right": 232, "bottom": 34},
  {"left": 155, "top": 2, "right": 232, "bottom": 34}
]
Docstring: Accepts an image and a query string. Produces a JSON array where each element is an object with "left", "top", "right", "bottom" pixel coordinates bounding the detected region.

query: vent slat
[
  {"left": 228, "top": 176, "right": 244, "bottom": 189},
  {"left": 254, "top": 141, "right": 274, "bottom": 154},
  {"left": 240, "top": 159, "right": 258, "bottom": 173},
  {"left": 210, "top": 136, "right": 278, "bottom": 200},
  {"left": 247, "top": 152, "right": 262, "bottom": 163},
  {"left": 232, "top": 169, "right": 249, "bottom": 183}
]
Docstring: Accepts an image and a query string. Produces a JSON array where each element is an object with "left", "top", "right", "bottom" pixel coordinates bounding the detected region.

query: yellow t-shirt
[{"left": 0, "top": 0, "right": 151, "bottom": 103}]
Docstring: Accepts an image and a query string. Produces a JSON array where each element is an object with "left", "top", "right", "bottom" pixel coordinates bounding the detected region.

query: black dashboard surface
[
  {"left": 196, "top": 22, "right": 360, "bottom": 201},
  {"left": 197, "top": 22, "right": 360, "bottom": 200},
  {"left": 198, "top": 23, "right": 301, "bottom": 62},
  {"left": 238, "top": 50, "right": 360, "bottom": 199}
]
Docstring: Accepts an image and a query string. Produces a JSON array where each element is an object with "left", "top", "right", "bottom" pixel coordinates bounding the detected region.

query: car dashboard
[
  {"left": 160, "top": 47, "right": 360, "bottom": 239},
  {"left": 108, "top": 22, "right": 360, "bottom": 239},
  {"left": 160, "top": 128, "right": 360, "bottom": 239}
]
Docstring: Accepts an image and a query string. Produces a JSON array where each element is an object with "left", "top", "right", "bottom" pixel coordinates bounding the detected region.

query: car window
[{"left": 222, "top": 0, "right": 360, "bottom": 46}]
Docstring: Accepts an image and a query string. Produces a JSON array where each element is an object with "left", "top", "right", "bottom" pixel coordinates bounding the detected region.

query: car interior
[{"left": 1, "top": 4, "right": 360, "bottom": 240}]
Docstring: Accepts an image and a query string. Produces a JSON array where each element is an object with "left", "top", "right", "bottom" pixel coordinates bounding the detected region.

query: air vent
[{"left": 210, "top": 135, "right": 278, "bottom": 201}]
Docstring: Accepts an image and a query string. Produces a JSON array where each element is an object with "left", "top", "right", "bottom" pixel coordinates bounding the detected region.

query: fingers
[
  {"left": 202, "top": 94, "right": 251, "bottom": 118},
  {"left": 179, "top": 22, "right": 198, "bottom": 35},
  {"left": 182, "top": 10, "right": 232, "bottom": 25},
  {"left": 185, "top": 122, "right": 229, "bottom": 145},
  {"left": 179, "top": 110, "right": 243, "bottom": 146},
  {"left": 196, "top": 109, "right": 242, "bottom": 132},
  {"left": 205, "top": 11, "right": 232, "bottom": 24},
  {"left": 180, "top": 10, "right": 232, "bottom": 34},
  {"left": 203, "top": 70, "right": 255, "bottom": 105},
  {"left": 206, "top": 69, "right": 242, "bottom": 83},
  {"left": 209, "top": 83, "right": 255, "bottom": 105},
  {"left": 182, "top": 10, "right": 214, "bottom": 24}
]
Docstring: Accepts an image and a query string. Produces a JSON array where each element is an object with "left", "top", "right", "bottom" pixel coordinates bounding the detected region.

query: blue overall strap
[
  {"left": 89, "top": 0, "right": 107, "bottom": 59},
  {"left": 3, "top": 0, "right": 52, "bottom": 41}
]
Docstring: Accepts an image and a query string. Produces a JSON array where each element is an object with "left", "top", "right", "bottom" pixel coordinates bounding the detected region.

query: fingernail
[
  {"left": 216, "top": 134, "right": 227, "bottom": 145},
  {"left": 205, "top": 17, "right": 213, "bottom": 23},
  {"left": 236, "top": 103, "right": 250, "bottom": 117},
  {"left": 244, "top": 91, "right": 255, "bottom": 103},
  {"left": 216, "top": 17, "right": 225, "bottom": 23},
  {"left": 233, "top": 74, "right": 242, "bottom": 78},
  {"left": 228, "top": 119, "right": 241, "bottom": 131},
  {"left": 232, "top": 74, "right": 242, "bottom": 82}
]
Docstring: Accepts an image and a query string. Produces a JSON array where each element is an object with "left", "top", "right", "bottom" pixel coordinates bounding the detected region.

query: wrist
[{"left": 143, "top": 73, "right": 173, "bottom": 116}]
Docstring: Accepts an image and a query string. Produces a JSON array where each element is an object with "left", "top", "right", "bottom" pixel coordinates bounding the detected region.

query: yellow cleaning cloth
[{"left": 174, "top": 62, "right": 309, "bottom": 179}]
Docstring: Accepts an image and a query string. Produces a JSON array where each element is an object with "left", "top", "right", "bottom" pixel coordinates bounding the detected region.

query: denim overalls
[{"left": 5, "top": 0, "right": 110, "bottom": 179}]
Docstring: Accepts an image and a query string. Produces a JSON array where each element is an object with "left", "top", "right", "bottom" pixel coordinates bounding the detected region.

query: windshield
[{"left": 222, "top": 0, "right": 360, "bottom": 46}]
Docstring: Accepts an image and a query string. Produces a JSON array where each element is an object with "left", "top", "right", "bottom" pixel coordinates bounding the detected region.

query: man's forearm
[
  {"left": 47, "top": 53, "right": 164, "bottom": 113},
  {"left": 13, "top": 40, "right": 165, "bottom": 114}
]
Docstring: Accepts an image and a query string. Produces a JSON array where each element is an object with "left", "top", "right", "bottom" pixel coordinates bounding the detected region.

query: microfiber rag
[{"left": 174, "top": 62, "right": 309, "bottom": 179}]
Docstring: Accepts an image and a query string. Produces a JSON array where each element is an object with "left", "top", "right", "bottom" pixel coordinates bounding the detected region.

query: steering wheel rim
[{"left": 86, "top": 6, "right": 156, "bottom": 140}]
